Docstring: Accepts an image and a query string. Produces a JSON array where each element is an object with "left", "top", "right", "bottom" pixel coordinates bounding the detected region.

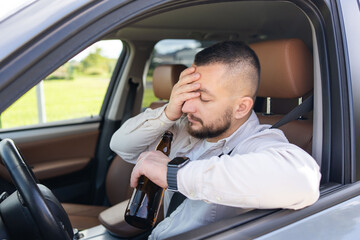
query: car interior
[
  {"left": 67, "top": 1, "right": 321, "bottom": 235},
  {"left": 0, "top": 1, "right": 336, "bottom": 239}
]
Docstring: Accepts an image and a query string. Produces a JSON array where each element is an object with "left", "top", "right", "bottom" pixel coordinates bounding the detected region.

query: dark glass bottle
[{"left": 124, "top": 131, "right": 173, "bottom": 229}]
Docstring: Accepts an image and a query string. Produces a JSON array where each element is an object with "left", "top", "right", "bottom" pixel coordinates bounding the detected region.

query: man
[{"left": 110, "top": 41, "right": 321, "bottom": 239}]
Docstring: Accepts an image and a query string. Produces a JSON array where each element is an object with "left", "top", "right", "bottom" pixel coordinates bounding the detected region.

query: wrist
[
  {"left": 164, "top": 106, "right": 179, "bottom": 121},
  {"left": 167, "top": 157, "right": 190, "bottom": 191}
]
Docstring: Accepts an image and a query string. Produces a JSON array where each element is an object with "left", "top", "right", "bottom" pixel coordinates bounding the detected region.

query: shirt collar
[{"left": 219, "top": 110, "right": 259, "bottom": 154}]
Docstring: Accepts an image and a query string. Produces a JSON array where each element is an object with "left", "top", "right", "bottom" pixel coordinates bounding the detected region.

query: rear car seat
[
  {"left": 250, "top": 39, "right": 314, "bottom": 154},
  {"left": 149, "top": 64, "right": 187, "bottom": 109},
  {"left": 62, "top": 64, "right": 186, "bottom": 232}
]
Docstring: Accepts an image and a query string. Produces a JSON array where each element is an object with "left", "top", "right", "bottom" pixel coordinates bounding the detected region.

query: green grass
[
  {"left": 142, "top": 88, "right": 158, "bottom": 108},
  {"left": 0, "top": 75, "right": 159, "bottom": 129},
  {"left": 0, "top": 76, "right": 109, "bottom": 129},
  {"left": 2, "top": 88, "right": 39, "bottom": 128}
]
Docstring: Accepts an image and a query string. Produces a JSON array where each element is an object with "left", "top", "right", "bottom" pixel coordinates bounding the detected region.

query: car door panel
[
  {"left": 18, "top": 129, "right": 98, "bottom": 178},
  {"left": 0, "top": 121, "right": 100, "bottom": 202}
]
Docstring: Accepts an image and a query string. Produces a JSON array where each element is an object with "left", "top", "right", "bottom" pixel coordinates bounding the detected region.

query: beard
[{"left": 186, "top": 108, "right": 233, "bottom": 139}]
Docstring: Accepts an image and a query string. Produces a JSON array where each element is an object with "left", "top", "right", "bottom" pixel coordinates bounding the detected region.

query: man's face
[{"left": 181, "top": 63, "right": 236, "bottom": 141}]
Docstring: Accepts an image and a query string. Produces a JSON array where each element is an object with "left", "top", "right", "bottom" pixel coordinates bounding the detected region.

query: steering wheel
[{"left": 0, "top": 138, "right": 73, "bottom": 240}]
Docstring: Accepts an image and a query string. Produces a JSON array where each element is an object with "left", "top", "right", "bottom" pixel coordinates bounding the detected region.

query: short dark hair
[{"left": 194, "top": 41, "right": 260, "bottom": 98}]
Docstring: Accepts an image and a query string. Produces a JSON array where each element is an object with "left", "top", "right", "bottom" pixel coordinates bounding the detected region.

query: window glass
[
  {"left": 143, "top": 39, "right": 214, "bottom": 108},
  {"left": 0, "top": 40, "right": 122, "bottom": 129}
]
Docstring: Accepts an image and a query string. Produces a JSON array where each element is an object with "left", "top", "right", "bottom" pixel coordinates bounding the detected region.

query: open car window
[{"left": 0, "top": 40, "right": 122, "bottom": 130}]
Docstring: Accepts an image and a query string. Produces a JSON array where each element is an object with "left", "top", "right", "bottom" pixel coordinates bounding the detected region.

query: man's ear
[{"left": 234, "top": 96, "right": 254, "bottom": 119}]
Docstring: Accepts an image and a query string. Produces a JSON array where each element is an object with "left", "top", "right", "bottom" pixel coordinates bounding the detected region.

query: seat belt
[
  {"left": 166, "top": 192, "right": 187, "bottom": 217},
  {"left": 107, "top": 78, "right": 138, "bottom": 163},
  {"left": 271, "top": 95, "right": 313, "bottom": 129},
  {"left": 122, "top": 78, "right": 139, "bottom": 123},
  {"left": 165, "top": 96, "right": 313, "bottom": 217}
]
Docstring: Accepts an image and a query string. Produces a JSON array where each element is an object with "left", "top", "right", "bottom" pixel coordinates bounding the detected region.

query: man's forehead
[
  {"left": 195, "top": 63, "right": 227, "bottom": 81},
  {"left": 194, "top": 63, "right": 230, "bottom": 97},
  {"left": 195, "top": 63, "right": 226, "bottom": 72}
]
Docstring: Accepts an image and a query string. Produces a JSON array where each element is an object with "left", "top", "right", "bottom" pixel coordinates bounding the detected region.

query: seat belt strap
[
  {"left": 166, "top": 192, "right": 187, "bottom": 217},
  {"left": 122, "top": 78, "right": 139, "bottom": 123},
  {"left": 271, "top": 95, "right": 313, "bottom": 129}
]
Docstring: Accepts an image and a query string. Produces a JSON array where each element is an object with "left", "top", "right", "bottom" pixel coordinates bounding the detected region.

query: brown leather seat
[
  {"left": 249, "top": 39, "right": 314, "bottom": 154},
  {"left": 62, "top": 64, "right": 186, "bottom": 232},
  {"left": 149, "top": 64, "right": 187, "bottom": 109}
]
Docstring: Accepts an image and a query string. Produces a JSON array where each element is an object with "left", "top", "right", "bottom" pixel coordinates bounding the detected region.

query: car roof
[{"left": 115, "top": 1, "right": 312, "bottom": 47}]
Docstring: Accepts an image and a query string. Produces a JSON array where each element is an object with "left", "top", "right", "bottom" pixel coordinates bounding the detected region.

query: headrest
[
  {"left": 250, "top": 39, "right": 313, "bottom": 98},
  {"left": 152, "top": 64, "right": 187, "bottom": 100}
]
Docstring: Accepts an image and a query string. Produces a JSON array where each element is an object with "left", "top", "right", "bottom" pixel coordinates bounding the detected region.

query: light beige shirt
[{"left": 110, "top": 105, "right": 321, "bottom": 239}]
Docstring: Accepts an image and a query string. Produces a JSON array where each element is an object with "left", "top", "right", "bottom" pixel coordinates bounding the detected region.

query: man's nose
[{"left": 182, "top": 98, "right": 196, "bottom": 114}]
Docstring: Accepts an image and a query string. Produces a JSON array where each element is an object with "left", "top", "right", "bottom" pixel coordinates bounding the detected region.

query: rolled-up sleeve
[
  {"left": 110, "top": 105, "right": 175, "bottom": 163},
  {"left": 177, "top": 144, "right": 321, "bottom": 210}
]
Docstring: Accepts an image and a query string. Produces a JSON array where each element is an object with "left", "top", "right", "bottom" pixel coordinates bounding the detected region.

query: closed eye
[
  {"left": 200, "top": 97, "right": 211, "bottom": 102},
  {"left": 197, "top": 88, "right": 213, "bottom": 102}
]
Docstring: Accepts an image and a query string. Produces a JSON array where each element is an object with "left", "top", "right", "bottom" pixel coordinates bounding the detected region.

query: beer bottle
[{"left": 124, "top": 131, "right": 173, "bottom": 229}]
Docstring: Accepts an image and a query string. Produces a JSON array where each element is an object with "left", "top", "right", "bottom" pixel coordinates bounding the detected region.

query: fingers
[
  {"left": 176, "top": 81, "right": 200, "bottom": 94},
  {"left": 130, "top": 166, "right": 140, "bottom": 188},
  {"left": 178, "top": 69, "right": 201, "bottom": 86},
  {"left": 165, "top": 67, "right": 201, "bottom": 120},
  {"left": 179, "top": 66, "right": 196, "bottom": 79},
  {"left": 172, "top": 91, "right": 200, "bottom": 106},
  {"left": 171, "top": 82, "right": 200, "bottom": 103},
  {"left": 130, "top": 152, "right": 148, "bottom": 188}
]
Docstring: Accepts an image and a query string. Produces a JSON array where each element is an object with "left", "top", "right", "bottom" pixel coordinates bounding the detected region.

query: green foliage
[
  {"left": 46, "top": 63, "right": 74, "bottom": 80},
  {"left": 45, "top": 48, "right": 116, "bottom": 81},
  {"left": 80, "top": 48, "right": 115, "bottom": 76}
]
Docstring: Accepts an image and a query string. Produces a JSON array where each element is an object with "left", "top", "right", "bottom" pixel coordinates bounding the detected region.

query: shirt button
[
  {"left": 160, "top": 122, "right": 164, "bottom": 126},
  {"left": 216, "top": 196, "right": 222, "bottom": 202}
]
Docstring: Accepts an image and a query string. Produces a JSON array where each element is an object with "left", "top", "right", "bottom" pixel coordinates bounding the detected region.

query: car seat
[{"left": 249, "top": 39, "right": 314, "bottom": 154}]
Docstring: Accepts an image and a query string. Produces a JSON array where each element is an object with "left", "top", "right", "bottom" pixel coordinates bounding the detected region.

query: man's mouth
[{"left": 187, "top": 114, "right": 202, "bottom": 124}]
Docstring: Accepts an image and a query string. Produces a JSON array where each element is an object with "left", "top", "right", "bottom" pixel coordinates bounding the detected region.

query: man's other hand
[
  {"left": 130, "top": 151, "right": 171, "bottom": 188},
  {"left": 164, "top": 66, "right": 201, "bottom": 121}
]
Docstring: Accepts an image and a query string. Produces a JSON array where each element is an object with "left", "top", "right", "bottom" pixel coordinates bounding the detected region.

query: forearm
[
  {"left": 110, "top": 105, "right": 175, "bottom": 163},
  {"left": 177, "top": 146, "right": 321, "bottom": 210}
]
